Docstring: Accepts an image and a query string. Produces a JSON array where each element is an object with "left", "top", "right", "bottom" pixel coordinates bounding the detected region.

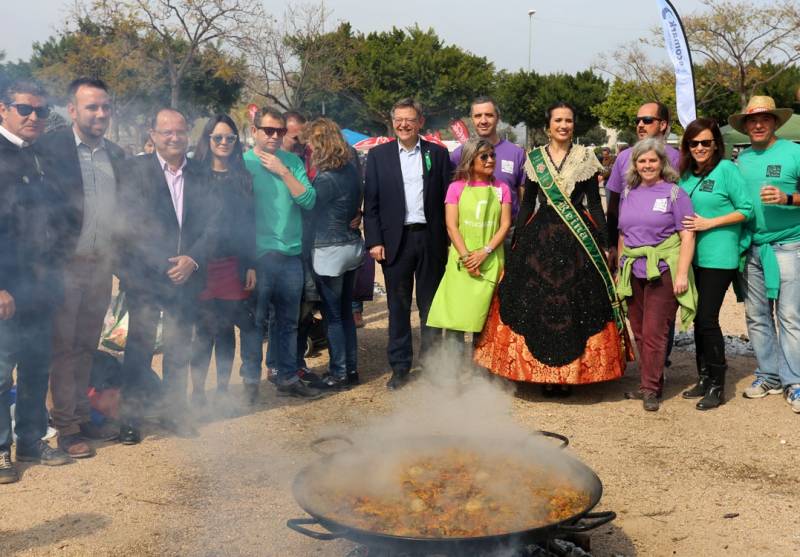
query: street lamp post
[
  {"left": 527, "top": 9, "right": 536, "bottom": 72},
  {"left": 526, "top": 9, "right": 536, "bottom": 148}
]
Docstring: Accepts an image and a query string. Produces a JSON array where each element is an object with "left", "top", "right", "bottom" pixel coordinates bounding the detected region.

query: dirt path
[{"left": 2, "top": 286, "right": 799, "bottom": 557}]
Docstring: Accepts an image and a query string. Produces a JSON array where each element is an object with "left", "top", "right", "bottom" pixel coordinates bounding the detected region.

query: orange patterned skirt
[{"left": 474, "top": 295, "right": 626, "bottom": 384}]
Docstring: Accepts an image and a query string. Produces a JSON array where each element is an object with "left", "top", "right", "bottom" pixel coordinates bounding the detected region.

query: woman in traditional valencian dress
[{"left": 474, "top": 101, "right": 628, "bottom": 395}]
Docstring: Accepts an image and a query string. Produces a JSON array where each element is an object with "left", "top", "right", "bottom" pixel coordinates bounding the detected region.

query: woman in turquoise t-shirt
[{"left": 678, "top": 118, "right": 753, "bottom": 410}]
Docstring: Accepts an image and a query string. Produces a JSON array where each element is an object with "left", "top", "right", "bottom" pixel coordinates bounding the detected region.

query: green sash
[{"left": 528, "top": 148, "right": 627, "bottom": 342}]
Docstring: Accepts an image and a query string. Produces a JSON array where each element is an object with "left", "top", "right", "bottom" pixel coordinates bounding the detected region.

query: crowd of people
[{"left": 0, "top": 75, "right": 798, "bottom": 486}]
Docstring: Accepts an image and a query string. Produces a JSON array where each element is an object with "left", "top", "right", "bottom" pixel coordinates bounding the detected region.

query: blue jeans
[
  {"left": 245, "top": 252, "right": 304, "bottom": 386},
  {"left": 266, "top": 307, "right": 310, "bottom": 371},
  {"left": 316, "top": 270, "right": 358, "bottom": 379},
  {"left": 0, "top": 311, "right": 52, "bottom": 451},
  {"left": 743, "top": 242, "right": 800, "bottom": 387}
]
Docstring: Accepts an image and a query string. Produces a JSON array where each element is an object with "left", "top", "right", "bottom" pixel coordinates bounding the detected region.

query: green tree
[
  {"left": 495, "top": 70, "right": 608, "bottom": 145},
  {"left": 28, "top": 17, "right": 245, "bottom": 140},
  {"left": 0, "top": 51, "right": 34, "bottom": 94},
  {"left": 290, "top": 24, "right": 495, "bottom": 132}
]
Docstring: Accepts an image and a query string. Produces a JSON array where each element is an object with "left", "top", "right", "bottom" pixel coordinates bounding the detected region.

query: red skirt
[
  {"left": 199, "top": 256, "right": 249, "bottom": 301},
  {"left": 473, "top": 295, "right": 627, "bottom": 384}
]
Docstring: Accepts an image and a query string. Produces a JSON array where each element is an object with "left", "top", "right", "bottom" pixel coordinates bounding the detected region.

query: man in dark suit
[
  {"left": 117, "top": 108, "right": 217, "bottom": 443},
  {"left": 38, "top": 78, "right": 127, "bottom": 459},
  {"left": 0, "top": 80, "right": 73, "bottom": 483},
  {"left": 364, "top": 98, "right": 453, "bottom": 390}
]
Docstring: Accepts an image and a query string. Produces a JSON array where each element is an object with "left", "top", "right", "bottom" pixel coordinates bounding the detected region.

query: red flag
[
  {"left": 247, "top": 103, "right": 259, "bottom": 123},
  {"left": 449, "top": 119, "right": 470, "bottom": 144}
]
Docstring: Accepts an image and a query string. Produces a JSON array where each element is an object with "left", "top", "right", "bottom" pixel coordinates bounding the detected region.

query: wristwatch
[
  {"left": 484, "top": 245, "right": 493, "bottom": 254},
  {"left": 786, "top": 193, "right": 795, "bottom": 206}
]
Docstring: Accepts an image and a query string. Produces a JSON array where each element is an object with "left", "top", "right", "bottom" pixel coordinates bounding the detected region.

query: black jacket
[
  {"left": 37, "top": 127, "right": 128, "bottom": 266},
  {"left": 0, "top": 134, "right": 71, "bottom": 311},
  {"left": 363, "top": 139, "right": 452, "bottom": 266},
  {"left": 207, "top": 169, "right": 256, "bottom": 275},
  {"left": 117, "top": 153, "right": 219, "bottom": 302},
  {"left": 311, "top": 162, "right": 362, "bottom": 248}
]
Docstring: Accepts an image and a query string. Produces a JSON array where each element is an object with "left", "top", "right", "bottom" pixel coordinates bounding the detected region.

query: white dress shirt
[{"left": 398, "top": 139, "right": 426, "bottom": 224}]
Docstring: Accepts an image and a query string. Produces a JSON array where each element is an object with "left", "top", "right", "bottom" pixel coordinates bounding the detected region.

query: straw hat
[{"left": 728, "top": 95, "right": 793, "bottom": 134}]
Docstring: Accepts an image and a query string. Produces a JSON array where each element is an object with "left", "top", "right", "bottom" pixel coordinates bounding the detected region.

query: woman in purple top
[{"left": 617, "top": 138, "right": 696, "bottom": 411}]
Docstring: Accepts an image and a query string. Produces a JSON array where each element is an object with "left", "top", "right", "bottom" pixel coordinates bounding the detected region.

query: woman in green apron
[{"left": 427, "top": 139, "right": 512, "bottom": 333}]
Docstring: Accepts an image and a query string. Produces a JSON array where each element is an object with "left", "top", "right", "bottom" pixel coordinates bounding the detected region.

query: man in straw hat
[{"left": 731, "top": 95, "right": 800, "bottom": 413}]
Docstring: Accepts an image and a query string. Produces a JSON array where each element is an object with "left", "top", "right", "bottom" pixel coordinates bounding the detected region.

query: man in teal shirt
[
  {"left": 730, "top": 96, "right": 800, "bottom": 413},
  {"left": 242, "top": 106, "right": 319, "bottom": 399}
]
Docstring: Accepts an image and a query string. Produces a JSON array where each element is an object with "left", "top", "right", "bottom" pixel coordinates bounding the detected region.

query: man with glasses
[
  {"left": 116, "top": 108, "right": 218, "bottom": 443},
  {"left": 0, "top": 80, "right": 72, "bottom": 483},
  {"left": 605, "top": 102, "right": 680, "bottom": 264},
  {"left": 37, "top": 78, "right": 127, "bottom": 459},
  {"left": 242, "top": 106, "right": 320, "bottom": 400},
  {"left": 364, "top": 98, "right": 453, "bottom": 390}
]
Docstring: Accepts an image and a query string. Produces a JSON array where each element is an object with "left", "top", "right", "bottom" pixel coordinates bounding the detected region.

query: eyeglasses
[
  {"left": 635, "top": 116, "right": 663, "bottom": 125},
  {"left": 478, "top": 152, "right": 497, "bottom": 162},
  {"left": 392, "top": 118, "right": 418, "bottom": 125},
  {"left": 688, "top": 139, "right": 714, "bottom": 148},
  {"left": 210, "top": 133, "right": 238, "bottom": 145},
  {"left": 256, "top": 126, "right": 287, "bottom": 137},
  {"left": 10, "top": 103, "right": 51, "bottom": 119},
  {"left": 152, "top": 129, "right": 189, "bottom": 139}
]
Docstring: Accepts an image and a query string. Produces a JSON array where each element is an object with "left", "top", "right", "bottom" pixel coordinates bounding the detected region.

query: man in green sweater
[
  {"left": 242, "top": 107, "right": 319, "bottom": 400},
  {"left": 730, "top": 96, "right": 800, "bottom": 413}
]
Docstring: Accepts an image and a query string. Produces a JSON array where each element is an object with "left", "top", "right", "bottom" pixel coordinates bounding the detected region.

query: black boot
[
  {"left": 682, "top": 353, "right": 709, "bottom": 399},
  {"left": 696, "top": 364, "right": 726, "bottom": 410}
]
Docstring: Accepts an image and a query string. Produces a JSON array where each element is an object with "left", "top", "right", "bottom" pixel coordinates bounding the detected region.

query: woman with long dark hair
[
  {"left": 677, "top": 118, "right": 752, "bottom": 409},
  {"left": 474, "top": 102, "right": 627, "bottom": 395},
  {"left": 303, "top": 118, "right": 365, "bottom": 389},
  {"left": 190, "top": 115, "right": 257, "bottom": 409}
]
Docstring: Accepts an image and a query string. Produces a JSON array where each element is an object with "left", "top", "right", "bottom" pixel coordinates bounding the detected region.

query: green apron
[{"left": 427, "top": 184, "right": 504, "bottom": 332}]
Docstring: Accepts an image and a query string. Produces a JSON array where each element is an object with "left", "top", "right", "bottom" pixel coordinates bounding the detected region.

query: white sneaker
[
  {"left": 742, "top": 377, "right": 783, "bottom": 399},
  {"left": 785, "top": 384, "right": 800, "bottom": 413}
]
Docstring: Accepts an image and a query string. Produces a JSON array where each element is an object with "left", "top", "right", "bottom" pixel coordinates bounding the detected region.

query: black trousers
[
  {"left": 693, "top": 266, "right": 737, "bottom": 367},
  {"left": 382, "top": 227, "right": 446, "bottom": 373},
  {"left": 121, "top": 292, "right": 196, "bottom": 422},
  {"left": 191, "top": 298, "right": 257, "bottom": 394}
]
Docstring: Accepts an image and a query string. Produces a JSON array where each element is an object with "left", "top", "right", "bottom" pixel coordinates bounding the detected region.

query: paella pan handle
[
  {"left": 557, "top": 511, "right": 616, "bottom": 533},
  {"left": 310, "top": 434, "right": 355, "bottom": 455},
  {"left": 286, "top": 517, "right": 345, "bottom": 540},
  {"left": 536, "top": 430, "right": 569, "bottom": 449}
]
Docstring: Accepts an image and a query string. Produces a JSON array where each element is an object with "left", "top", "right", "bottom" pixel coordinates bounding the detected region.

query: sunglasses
[
  {"left": 635, "top": 116, "right": 663, "bottom": 125},
  {"left": 10, "top": 103, "right": 51, "bottom": 119},
  {"left": 256, "top": 126, "right": 287, "bottom": 137},
  {"left": 478, "top": 152, "right": 497, "bottom": 162},
  {"left": 210, "top": 133, "right": 238, "bottom": 145},
  {"left": 688, "top": 139, "right": 714, "bottom": 148}
]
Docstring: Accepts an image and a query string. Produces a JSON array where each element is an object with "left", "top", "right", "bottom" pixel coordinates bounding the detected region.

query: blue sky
[{"left": 2, "top": 0, "right": 779, "bottom": 75}]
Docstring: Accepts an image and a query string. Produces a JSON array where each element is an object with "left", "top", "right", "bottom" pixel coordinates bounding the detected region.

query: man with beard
[
  {"left": 731, "top": 96, "right": 800, "bottom": 411},
  {"left": 0, "top": 80, "right": 72, "bottom": 483},
  {"left": 450, "top": 96, "right": 526, "bottom": 218},
  {"left": 116, "top": 108, "right": 218, "bottom": 444},
  {"left": 605, "top": 102, "right": 681, "bottom": 268},
  {"left": 39, "top": 78, "right": 127, "bottom": 458}
]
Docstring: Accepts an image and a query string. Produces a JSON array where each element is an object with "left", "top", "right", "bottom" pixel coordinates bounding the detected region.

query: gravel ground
[{"left": 2, "top": 284, "right": 799, "bottom": 557}]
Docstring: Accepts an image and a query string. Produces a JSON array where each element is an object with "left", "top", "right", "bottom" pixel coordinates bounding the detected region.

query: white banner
[{"left": 657, "top": 0, "right": 697, "bottom": 128}]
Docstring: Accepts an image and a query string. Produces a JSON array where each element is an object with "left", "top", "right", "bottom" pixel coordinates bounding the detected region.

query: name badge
[
  {"left": 501, "top": 160, "right": 514, "bottom": 174},
  {"left": 652, "top": 198, "right": 668, "bottom": 213},
  {"left": 700, "top": 179, "right": 715, "bottom": 193}
]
